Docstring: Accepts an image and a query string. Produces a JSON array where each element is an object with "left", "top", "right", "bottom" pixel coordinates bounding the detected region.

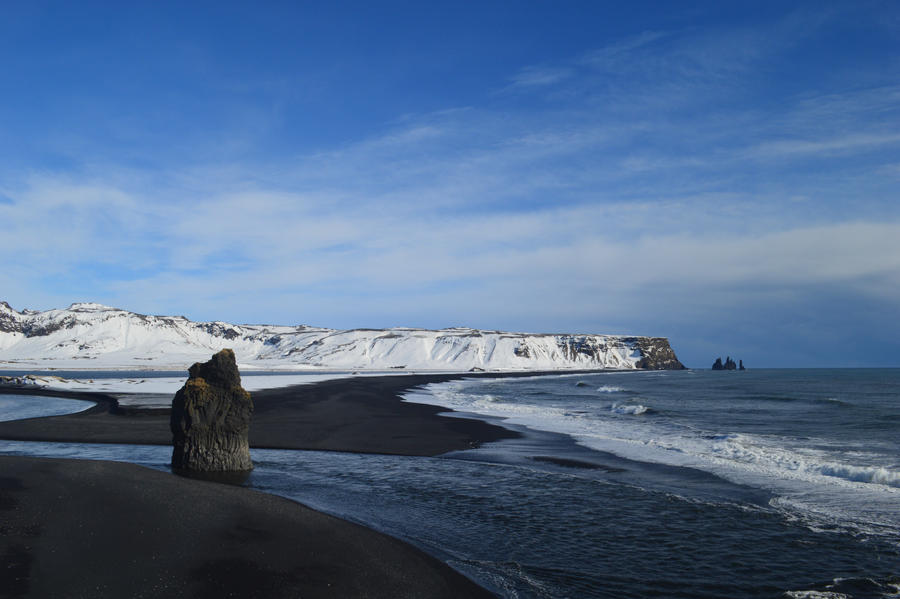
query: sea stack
[
  {"left": 712, "top": 356, "right": 741, "bottom": 371},
  {"left": 171, "top": 349, "right": 253, "bottom": 472}
]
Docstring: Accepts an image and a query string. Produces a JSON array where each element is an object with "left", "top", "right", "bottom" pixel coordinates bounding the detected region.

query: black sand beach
[
  {"left": 0, "top": 374, "right": 520, "bottom": 454},
  {"left": 0, "top": 373, "right": 527, "bottom": 598},
  {"left": 0, "top": 455, "right": 495, "bottom": 598}
]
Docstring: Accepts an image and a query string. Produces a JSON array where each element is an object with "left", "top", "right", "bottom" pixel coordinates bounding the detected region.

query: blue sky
[{"left": 2, "top": 1, "right": 899, "bottom": 367}]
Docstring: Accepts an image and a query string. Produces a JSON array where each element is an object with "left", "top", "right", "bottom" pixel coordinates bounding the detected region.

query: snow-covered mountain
[{"left": 0, "top": 302, "right": 684, "bottom": 371}]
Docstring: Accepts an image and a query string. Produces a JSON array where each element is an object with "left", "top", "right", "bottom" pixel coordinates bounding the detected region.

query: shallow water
[
  {"left": 2, "top": 369, "right": 899, "bottom": 598},
  {"left": 0, "top": 394, "right": 93, "bottom": 422}
]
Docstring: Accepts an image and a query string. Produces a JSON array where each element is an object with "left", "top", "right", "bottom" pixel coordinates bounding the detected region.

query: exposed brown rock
[
  {"left": 631, "top": 337, "right": 686, "bottom": 370},
  {"left": 170, "top": 349, "right": 253, "bottom": 471}
]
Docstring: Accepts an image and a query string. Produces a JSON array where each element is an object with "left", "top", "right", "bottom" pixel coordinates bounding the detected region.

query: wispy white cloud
[
  {"left": 3, "top": 6, "right": 899, "bottom": 366},
  {"left": 507, "top": 65, "right": 574, "bottom": 89},
  {"left": 750, "top": 132, "right": 900, "bottom": 159},
  {"left": 5, "top": 169, "right": 899, "bottom": 304},
  {"left": 580, "top": 30, "right": 669, "bottom": 68}
]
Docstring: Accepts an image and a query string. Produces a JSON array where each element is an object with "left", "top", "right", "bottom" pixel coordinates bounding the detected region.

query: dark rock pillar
[{"left": 171, "top": 349, "right": 253, "bottom": 472}]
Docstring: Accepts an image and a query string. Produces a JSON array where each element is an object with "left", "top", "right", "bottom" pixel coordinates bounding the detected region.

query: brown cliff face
[
  {"left": 170, "top": 349, "right": 253, "bottom": 472},
  {"left": 630, "top": 337, "right": 686, "bottom": 370}
]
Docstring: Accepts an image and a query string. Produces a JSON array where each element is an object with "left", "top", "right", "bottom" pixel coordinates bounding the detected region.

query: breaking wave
[
  {"left": 610, "top": 403, "right": 648, "bottom": 415},
  {"left": 403, "top": 373, "right": 900, "bottom": 541},
  {"left": 704, "top": 433, "right": 900, "bottom": 488},
  {"left": 817, "top": 463, "right": 900, "bottom": 488},
  {"left": 783, "top": 576, "right": 900, "bottom": 599}
]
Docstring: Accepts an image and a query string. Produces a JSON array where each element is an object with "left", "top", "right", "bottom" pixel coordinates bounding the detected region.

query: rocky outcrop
[
  {"left": 712, "top": 356, "right": 739, "bottom": 371},
  {"left": 0, "top": 374, "right": 63, "bottom": 386},
  {"left": 632, "top": 337, "right": 686, "bottom": 370},
  {"left": 170, "top": 349, "right": 253, "bottom": 472},
  {"left": 0, "top": 301, "right": 24, "bottom": 334}
]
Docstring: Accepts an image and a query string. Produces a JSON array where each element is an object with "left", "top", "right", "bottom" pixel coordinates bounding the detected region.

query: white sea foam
[
  {"left": 816, "top": 463, "right": 900, "bottom": 487},
  {"left": 610, "top": 403, "right": 647, "bottom": 415},
  {"left": 417, "top": 381, "right": 900, "bottom": 492},
  {"left": 703, "top": 433, "right": 900, "bottom": 489},
  {"left": 783, "top": 592, "right": 849, "bottom": 599},
  {"left": 404, "top": 377, "right": 900, "bottom": 539},
  {"left": 783, "top": 577, "right": 900, "bottom": 599},
  {"left": 597, "top": 385, "right": 624, "bottom": 393}
]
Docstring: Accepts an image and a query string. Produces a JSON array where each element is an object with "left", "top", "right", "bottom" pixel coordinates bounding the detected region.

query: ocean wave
[
  {"left": 745, "top": 395, "right": 850, "bottom": 407},
  {"left": 809, "top": 397, "right": 851, "bottom": 407},
  {"left": 597, "top": 386, "right": 624, "bottom": 393},
  {"left": 710, "top": 434, "right": 900, "bottom": 489},
  {"left": 784, "top": 576, "right": 900, "bottom": 599},
  {"left": 405, "top": 378, "right": 900, "bottom": 539},
  {"left": 817, "top": 463, "right": 900, "bottom": 487},
  {"left": 611, "top": 403, "right": 648, "bottom": 415}
]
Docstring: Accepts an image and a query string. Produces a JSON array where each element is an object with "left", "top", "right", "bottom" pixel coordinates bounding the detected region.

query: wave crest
[
  {"left": 817, "top": 463, "right": 900, "bottom": 488},
  {"left": 611, "top": 403, "right": 648, "bottom": 415}
]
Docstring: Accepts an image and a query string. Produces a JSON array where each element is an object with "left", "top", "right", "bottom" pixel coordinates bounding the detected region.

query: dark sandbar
[
  {"left": 0, "top": 374, "right": 522, "bottom": 455},
  {"left": 531, "top": 455, "right": 625, "bottom": 472}
]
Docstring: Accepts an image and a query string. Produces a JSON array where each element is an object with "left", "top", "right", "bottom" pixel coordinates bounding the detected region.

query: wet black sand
[
  {"left": 0, "top": 455, "right": 495, "bottom": 599},
  {"left": 0, "top": 370, "right": 610, "bottom": 598},
  {"left": 0, "top": 372, "right": 534, "bottom": 598}
]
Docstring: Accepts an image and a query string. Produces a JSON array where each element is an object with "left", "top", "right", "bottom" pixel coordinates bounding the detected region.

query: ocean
[{"left": 1, "top": 368, "right": 898, "bottom": 598}]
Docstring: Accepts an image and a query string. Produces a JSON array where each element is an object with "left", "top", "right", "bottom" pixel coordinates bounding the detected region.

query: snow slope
[{"left": 0, "top": 302, "right": 683, "bottom": 371}]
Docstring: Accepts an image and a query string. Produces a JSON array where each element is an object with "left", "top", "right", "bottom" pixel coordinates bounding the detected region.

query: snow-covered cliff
[{"left": 0, "top": 302, "right": 684, "bottom": 371}]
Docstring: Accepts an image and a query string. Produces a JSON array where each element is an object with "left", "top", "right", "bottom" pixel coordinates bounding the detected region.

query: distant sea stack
[
  {"left": 712, "top": 356, "right": 745, "bottom": 371},
  {"left": 170, "top": 349, "right": 253, "bottom": 472}
]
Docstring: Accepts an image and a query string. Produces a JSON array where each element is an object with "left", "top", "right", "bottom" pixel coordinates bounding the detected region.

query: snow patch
[{"left": 0, "top": 302, "right": 676, "bottom": 371}]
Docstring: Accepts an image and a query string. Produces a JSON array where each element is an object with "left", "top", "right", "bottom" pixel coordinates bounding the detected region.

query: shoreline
[
  {"left": 0, "top": 368, "right": 622, "bottom": 598},
  {"left": 0, "top": 372, "right": 526, "bottom": 455},
  {"left": 0, "top": 368, "right": 628, "bottom": 455},
  {"left": 0, "top": 373, "right": 522, "bottom": 597}
]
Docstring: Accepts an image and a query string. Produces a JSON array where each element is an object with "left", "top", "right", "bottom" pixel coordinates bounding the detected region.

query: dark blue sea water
[{"left": 2, "top": 369, "right": 898, "bottom": 598}]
